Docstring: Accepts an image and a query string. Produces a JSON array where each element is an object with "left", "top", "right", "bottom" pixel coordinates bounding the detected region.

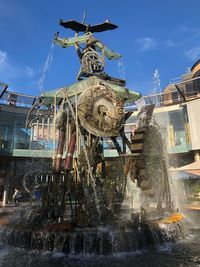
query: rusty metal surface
[{"left": 78, "top": 84, "right": 125, "bottom": 136}]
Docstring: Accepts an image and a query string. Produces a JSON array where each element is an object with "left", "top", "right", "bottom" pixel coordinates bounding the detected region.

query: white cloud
[
  {"left": 185, "top": 46, "right": 200, "bottom": 61},
  {"left": 137, "top": 37, "right": 157, "bottom": 51},
  {"left": 165, "top": 39, "right": 176, "bottom": 47},
  {"left": 0, "top": 49, "right": 35, "bottom": 82},
  {"left": 174, "top": 25, "right": 200, "bottom": 50},
  {"left": 176, "top": 25, "right": 200, "bottom": 37},
  {"left": 164, "top": 39, "right": 185, "bottom": 48}
]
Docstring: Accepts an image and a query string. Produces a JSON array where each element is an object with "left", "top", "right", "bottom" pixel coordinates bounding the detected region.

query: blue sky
[{"left": 0, "top": 0, "right": 200, "bottom": 96}]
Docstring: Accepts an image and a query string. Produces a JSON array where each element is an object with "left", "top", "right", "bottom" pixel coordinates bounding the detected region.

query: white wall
[{"left": 187, "top": 98, "right": 200, "bottom": 150}]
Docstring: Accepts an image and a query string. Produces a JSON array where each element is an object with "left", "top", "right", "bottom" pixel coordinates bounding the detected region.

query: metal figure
[{"left": 54, "top": 19, "right": 121, "bottom": 80}]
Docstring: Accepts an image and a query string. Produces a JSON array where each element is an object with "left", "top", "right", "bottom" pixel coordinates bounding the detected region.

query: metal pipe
[
  {"left": 75, "top": 93, "right": 79, "bottom": 155},
  {"left": 47, "top": 116, "right": 50, "bottom": 141},
  {"left": 65, "top": 132, "right": 76, "bottom": 172},
  {"left": 42, "top": 117, "right": 45, "bottom": 145},
  {"left": 53, "top": 93, "right": 66, "bottom": 171},
  {"left": 54, "top": 129, "right": 66, "bottom": 173},
  {"left": 175, "top": 84, "right": 186, "bottom": 102},
  {"left": 0, "top": 84, "right": 8, "bottom": 99},
  {"left": 36, "top": 118, "right": 39, "bottom": 140},
  {"left": 66, "top": 109, "right": 69, "bottom": 149}
]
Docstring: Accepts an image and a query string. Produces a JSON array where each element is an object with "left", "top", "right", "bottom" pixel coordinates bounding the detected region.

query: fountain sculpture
[{"left": 0, "top": 18, "right": 185, "bottom": 254}]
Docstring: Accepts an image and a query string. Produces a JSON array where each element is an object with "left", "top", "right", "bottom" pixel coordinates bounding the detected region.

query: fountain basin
[{"left": 0, "top": 213, "right": 185, "bottom": 254}]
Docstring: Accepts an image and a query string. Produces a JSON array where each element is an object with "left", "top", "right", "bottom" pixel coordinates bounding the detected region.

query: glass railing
[{"left": 0, "top": 91, "right": 37, "bottom": 108}]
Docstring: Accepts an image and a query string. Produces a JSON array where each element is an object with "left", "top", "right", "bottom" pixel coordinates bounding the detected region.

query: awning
[
  {"left": 184, "top": 170, "right": 200, "bottom": 176},
  {"left": 171, "top": 160, "right": 200, "bottom": 178}
]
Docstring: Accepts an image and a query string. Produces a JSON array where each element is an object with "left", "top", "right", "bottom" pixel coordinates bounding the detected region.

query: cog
[{"left": 78, "top": 84, "right": 125, "bottom": 136}]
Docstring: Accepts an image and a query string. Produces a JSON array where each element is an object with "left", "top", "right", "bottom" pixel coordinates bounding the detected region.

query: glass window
[{"left": 169, "top": 110, "right": 186, "bottom": 146}]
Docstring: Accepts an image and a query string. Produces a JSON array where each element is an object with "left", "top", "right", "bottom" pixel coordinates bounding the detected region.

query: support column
[
  {"left": 194, "top": 150, "right": 200, "bottom": 161},
  {"left": 2, "top": 189, "right": 7, "bottom": 207}
]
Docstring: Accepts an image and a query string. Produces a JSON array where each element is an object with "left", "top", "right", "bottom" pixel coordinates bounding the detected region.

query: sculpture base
[{"left": 0, "top": 213, "right": 185, "bottom": 254}]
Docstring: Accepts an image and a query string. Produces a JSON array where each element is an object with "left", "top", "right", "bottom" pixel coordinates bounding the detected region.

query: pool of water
[{"left": 0, "top": 227, "right": 200, "bottom": 267}]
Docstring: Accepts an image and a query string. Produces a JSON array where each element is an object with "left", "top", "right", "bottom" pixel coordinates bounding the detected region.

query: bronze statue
[{"left": 54, "top": 19, "right": 121, "bottom": 80}]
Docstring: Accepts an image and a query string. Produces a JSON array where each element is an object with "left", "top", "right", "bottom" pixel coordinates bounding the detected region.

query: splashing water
[
  {"left": 118, "top": 59, "right": 125, "bottom": 80},
  {"left": 37, "top": 43, "right": 55, "bottom": 93},
  {"left": 126, "top": 176, "right": 141, "bottom": 211}
]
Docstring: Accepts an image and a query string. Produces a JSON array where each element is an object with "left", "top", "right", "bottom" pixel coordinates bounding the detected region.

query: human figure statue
[{"left": 54, "top": 19, "right": 121, "bottom": 81}]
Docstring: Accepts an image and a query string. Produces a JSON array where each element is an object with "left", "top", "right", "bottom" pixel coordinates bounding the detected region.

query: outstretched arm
[
  {"left": 94, "top": 41, "right": 121, "bottom": 60},
  {"left": 53, "top": 32, "right": 93, "bottom": 48},
  {"left": 53, "top": 32, "right": 121, "bottom": 60}
]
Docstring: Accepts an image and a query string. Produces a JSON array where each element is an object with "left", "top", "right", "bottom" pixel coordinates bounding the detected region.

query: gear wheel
[
  {"left": 81, "top": 50, "right": 104, "bottom": 74},
  {"left": 78, "top": 84, "right": 125, "bottom": 136}
]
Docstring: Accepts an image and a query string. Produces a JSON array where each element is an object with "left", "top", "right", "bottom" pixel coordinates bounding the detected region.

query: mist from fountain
[
  {"left": 117, "top": 59, "right": 125, "bottom": 80},
  {"left": 120, "top": 175, "right": 141, "bottom": 222}
]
